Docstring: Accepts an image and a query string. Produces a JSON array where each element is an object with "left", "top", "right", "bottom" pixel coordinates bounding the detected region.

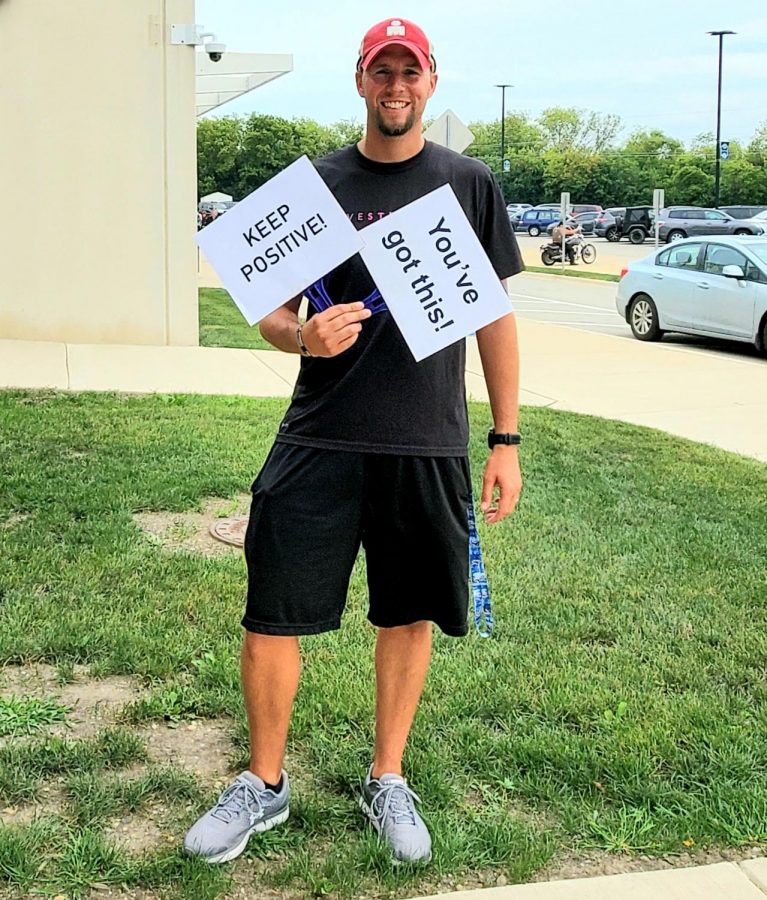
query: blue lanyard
[{"left": 468, "top": 498, "right": 493, "bottom": 637}]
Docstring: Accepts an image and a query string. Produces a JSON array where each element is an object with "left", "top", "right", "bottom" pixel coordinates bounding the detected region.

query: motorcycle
[{"left": 540, "top": 228, "right": 597, "bottom": 266}]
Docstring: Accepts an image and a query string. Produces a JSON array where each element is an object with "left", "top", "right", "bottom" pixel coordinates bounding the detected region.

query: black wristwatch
[{"left": 488, "top": 428, "right": 521, "bottom": 448}]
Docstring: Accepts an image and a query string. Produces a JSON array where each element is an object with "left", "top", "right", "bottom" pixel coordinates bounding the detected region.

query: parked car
[
  {"left": 615, "top": 236, "right": 767, "bottom": 352},
  {"left": 545, "top": 211, "right": 600, "bottom": 236},
  {"left": 603, "top": 206, "right": 656, "bottom": 244},
  {"left": 518, "top": 207, "right": 562, "bottom": 236},
  {"left": 657, "top": 207, "right": 765, "bottom": 242},
  {"left": 594, "top": 208, "right": 624, "bottom": 239},
  {"left": 570, "top": 204, "right": 603, "bottom": 214},
  {"left": 719, "top": 205, "right": 767, "bottom": 219},
  {"left": 507, "top": 203, "right": 532, "bottom": 228}
]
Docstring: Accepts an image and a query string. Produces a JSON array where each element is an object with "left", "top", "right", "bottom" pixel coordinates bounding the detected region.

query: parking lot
[
  {"left": 514, "top": 232, "right": 656, "bottom": 275},
  {"left": 509, "top": 271, "right": 765, "bottom": 364},
  {"left": 510, "top": 272, "right": 629, "bottom": 337}
]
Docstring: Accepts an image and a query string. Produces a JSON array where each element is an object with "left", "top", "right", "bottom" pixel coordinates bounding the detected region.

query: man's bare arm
[
  {"left": 474, "top": 281, "right": 522, "bottom": 524},
  {"left": 259, "top": 297, "right": 372, "bottom": 357}
]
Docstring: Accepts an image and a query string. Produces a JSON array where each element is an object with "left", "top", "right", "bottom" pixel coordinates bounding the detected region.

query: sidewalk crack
[
  {"left": 737, "top": 861, "right": 767, "bottom": 896},
  {"left": 248, "top": 351, "right": 293, "bottom": 388}
]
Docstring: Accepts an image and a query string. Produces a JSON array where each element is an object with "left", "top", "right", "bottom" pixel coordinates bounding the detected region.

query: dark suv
[
  {"left": 518, "top": 207, "right": 561, "bottom": 236},
  {"left": 594, "top": 208, "right": 624, "bottom": 239}
]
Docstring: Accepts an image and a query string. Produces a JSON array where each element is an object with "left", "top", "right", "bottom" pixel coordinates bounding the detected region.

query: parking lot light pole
[
  {"left": 495, "top": 83, "right": 512, "bottom": 199},
  {"left": 707, "top": 30, "right": 735, "bottom": 209}
]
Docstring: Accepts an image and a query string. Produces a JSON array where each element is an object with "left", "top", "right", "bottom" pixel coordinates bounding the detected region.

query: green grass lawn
[
  {"left": 524, "top": 266, "right": 620, "bottom": 282},
  {"left": 199, "top": 287, "right": 274, "bottom": 351},
  {"left": 1, "top": 390, "right": 767, "bottom": 898}
]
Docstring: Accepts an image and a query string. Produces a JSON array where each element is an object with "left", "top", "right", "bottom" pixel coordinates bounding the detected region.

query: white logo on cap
[{"left": 386, "top": 20, "right": 406, "bottom": 37}]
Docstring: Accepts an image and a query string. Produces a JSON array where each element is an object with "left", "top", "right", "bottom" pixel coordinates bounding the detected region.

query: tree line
[{"left": 198, "top": 108, "right": 767, "bottom": 208}]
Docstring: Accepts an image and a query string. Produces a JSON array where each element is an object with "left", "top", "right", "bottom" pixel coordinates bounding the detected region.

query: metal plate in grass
[{"left": 209, "top": 515, "right": 249, "bottom": 547}]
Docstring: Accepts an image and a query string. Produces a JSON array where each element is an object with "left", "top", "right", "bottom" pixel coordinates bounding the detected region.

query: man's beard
[{"left": 374, "top": 107, "right": 416, "bottom": 137}]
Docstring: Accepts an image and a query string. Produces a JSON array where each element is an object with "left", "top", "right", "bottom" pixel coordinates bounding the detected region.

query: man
[
  {"left": 552, "top": 216, "right": 579, "bottom": 265},
  {"left": 184, "top": 17, "right": 523, "bottom": 866}
]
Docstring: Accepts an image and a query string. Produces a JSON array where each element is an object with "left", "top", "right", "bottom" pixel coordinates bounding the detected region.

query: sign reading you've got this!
[
  {"left": 196, "top": 156, "right": 364, "bottom": 325},
  {"left": 359, "top": 184, "right": 514, "bottom": 361}
]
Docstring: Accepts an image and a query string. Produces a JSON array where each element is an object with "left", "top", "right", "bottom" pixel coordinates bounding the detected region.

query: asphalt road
[
  {"left": 514, "top": 232, "right": 655, "bottom": 274},
  {"left": 509, "top": 271, "right": 766, "bottom": 364},
  {"left": 509, "top": 272, "right": 629, "bottom": 337}
]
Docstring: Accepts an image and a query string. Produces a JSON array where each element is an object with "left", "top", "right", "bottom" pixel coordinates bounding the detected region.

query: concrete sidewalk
[
  {"left": 2, "top": 318, "right": 765, "bottom": 463},
  {"left": 420, "top": 860, "right": 767, "bottom": 899}
]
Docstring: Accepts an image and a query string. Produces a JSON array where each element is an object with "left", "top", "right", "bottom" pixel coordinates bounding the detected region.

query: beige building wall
[{"left": 0, "top": 0, "right": 198, "bottom": 346}]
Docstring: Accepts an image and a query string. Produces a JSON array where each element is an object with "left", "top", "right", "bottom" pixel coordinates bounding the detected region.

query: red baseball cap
[{"left": 357, "top": 18, "right": 436, "bottom": 72}]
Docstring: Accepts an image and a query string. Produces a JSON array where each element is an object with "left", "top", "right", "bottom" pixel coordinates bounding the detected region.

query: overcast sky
[{"left": 194, "top": 0, "right": 767, "bottom": 146}]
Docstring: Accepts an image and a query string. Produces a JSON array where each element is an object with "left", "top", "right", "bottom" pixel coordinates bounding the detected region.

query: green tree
[
  {"left": 538, "top": 108, "right": 621, "bottom": 152},
  {"left": 667, "top": 164, "right": 714, "bottom": 206},
  {"left": 721, "top": 159, "right": 767, "bottom": 204},
  {"left": 197, "top": 116, "right": 243, "bottom": 198},
  {"left": 503, "top": 151, "right": 546, "bottom": 204},
  {"left": 237, "top": 114, "right": 301, "bottom": 196},
  {"left": 542, "top": 149, "right": 596, "bottom": 201},
  {"left": 746, "top": 121, "right": 767, "bottom": 167},
  {"left": 331, "top": 119, "right": 365, "bottom": 146}
]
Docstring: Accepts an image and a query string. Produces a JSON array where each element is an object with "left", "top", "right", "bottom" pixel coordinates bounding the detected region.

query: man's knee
[
  {"left": 241, "top": 630, "right": 298, "bottom": 662},
  {"left": 377, "top": 620, "right": 433, "bottom": 639}
]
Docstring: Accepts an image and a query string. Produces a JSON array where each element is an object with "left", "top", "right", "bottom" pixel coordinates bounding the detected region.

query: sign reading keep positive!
[
  {"left": 196, "top": 156, "right": 364, "bottom": 326},
  {"left": 359, "top": 185, "right": 514, "bottom": 361}
]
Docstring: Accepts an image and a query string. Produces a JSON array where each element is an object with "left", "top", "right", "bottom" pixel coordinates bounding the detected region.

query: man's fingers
[
  {"left": 321, "top": 302, "right": 370, "bottom": 321},
  {"left": 336, "top": 331, "right": 360, "bottom": 351},
  {"left": 479, "top": 475, "right": 494, "bottom": 511}
]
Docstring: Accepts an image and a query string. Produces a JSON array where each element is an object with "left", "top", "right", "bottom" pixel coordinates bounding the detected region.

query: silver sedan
[{"left": 616, "top": 236, "right": 767, "bottom": 353}]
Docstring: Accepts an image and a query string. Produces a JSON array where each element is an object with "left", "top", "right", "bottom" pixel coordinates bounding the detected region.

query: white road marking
[
  {"left": 541, "top": 321, "right": 629, "bottom": 327},
  {"left": 516, "top": 309, "right": 618, "bottom": 316},
  {"left": 511, "top": 293, "right": 616, "bottom": 313}
]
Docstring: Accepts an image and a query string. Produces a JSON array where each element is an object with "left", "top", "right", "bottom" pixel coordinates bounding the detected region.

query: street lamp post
[
  {"left": 707, "top": 30, "right": 735, "bottom": 209},
  {"left": 495, "top": 83, "right": 512, "bottom": 199}
]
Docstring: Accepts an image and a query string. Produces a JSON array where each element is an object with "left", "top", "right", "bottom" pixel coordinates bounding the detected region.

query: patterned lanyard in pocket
[{"left": 468, "top": 498, "right": 493, "bottom": 637}]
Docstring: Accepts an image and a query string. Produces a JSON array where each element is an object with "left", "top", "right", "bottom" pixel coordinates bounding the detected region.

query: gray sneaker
[
  {"left": 184, "top": 770, "right": 289, "bottom": 864},
  {"left": 359, "top": 767, "right": 432, "bottom": 863}
]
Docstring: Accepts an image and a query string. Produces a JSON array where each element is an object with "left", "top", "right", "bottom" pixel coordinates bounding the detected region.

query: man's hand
[
  {"left": 302, "top": 302, "right": 372, "bottom": 357},
  {"left": 480, "top": 447, "right": 522, "bottom": 525}
]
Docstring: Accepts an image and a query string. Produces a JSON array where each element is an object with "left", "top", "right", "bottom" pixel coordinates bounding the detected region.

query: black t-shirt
[{"left": 275, "top": 141, "right": 523, "bottom": 457}]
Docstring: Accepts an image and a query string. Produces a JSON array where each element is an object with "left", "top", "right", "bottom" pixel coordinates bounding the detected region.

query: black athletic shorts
[{"left": 242, "top": 442, "right": 471, "bottom": 637}]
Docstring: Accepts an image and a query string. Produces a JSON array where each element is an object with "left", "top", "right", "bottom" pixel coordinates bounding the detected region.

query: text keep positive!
[{"left": 239, "top": 205, "right": 328, "bottom": 282}]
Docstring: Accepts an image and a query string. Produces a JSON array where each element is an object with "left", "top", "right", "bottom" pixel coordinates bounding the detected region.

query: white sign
[
  {"left": 359, "top": 185, "right": 513, "bottom": 362},
  {"left": 560, "top": 191, "right": 570, "bottom": 221},
  {"left": 196, "top": 156, "right": 364, "bottom": 325},
  {"left": 423, "top": 109, "right": 474, "bottom": 154}
]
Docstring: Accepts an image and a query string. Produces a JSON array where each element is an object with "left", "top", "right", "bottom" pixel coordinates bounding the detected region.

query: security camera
[{"left": 205, "top": 42, "right": 226, "bottom": 62}]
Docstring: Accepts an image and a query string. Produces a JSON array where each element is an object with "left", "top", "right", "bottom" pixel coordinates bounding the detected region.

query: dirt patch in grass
[
  {"left": 84, "top": 889, "right": 163, "bottom": 900},
  {"left": 0, "top": 511, "right": 33, "bottom": 530},
  {"left": 0, "top": 663, "right": 145, "bottom": 744},
  {"left": 104, "top": 801, "right": 178, "bottom": 857},
  {"left": 0, "top": 662, "right": 239, "bottom": 859},
  {"left": 136, "top": 718, "right": 238, "bottom": 785},
  {"left": 0, "top": 784, "right": 65, "bottom": 828},
  {"left": 133, "top": 494, "right": 252, "bottom": 558}
]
